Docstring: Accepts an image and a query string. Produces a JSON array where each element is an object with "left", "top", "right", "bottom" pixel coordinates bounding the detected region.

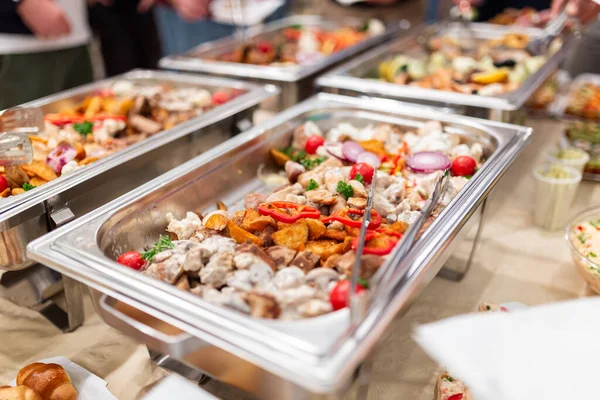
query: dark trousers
[
  {"left": 89, "top": 3, "right": 162, "bottom": 77},
  {"left": 0, "top": 45, "right": 93, "bottom": 109}
]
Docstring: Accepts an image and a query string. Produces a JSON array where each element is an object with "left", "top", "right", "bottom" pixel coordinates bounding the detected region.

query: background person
[{"left": 0, "top": 0, "right": 93, "bottom": 109}]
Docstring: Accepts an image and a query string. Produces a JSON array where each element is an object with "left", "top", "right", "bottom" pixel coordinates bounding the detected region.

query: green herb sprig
[
  {"left": 74, "top": 121, "right": 93, "bottom": 136},
  {"left": 336, "top": 181, "right": 354, "bottom": 200},
  {"left": 142, "top": 235, "right": 174, "bottom": 262},
  {"left": 306, "top": 179, "right": 319, "bottom": 191},
  {"left": 354, "top": 173, "right": 364, "bottom": 184},
  {"left": 22, "top": 182, "right": 36, "bottom": 191}
]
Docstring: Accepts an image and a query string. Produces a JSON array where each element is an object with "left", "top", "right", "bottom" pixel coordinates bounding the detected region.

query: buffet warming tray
[
  {"left": 28, "top": 93, "right": 531, "bottom": 399},
  {"left": 0, "top": 70, "right": 278, "bottom": 271},
  {"left": 317, "top": 23, "right": 575, "bottom": 121},
  {"left": 159, "top": 15, "right": 409, "bottom": 109}
]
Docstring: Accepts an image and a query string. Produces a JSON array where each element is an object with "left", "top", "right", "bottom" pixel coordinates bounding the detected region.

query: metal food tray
[
  {"left": 0, "top": 69, "right": 278, "bottom": 271},
  {"left": 28, "top": 93, "right": 531, "bottom": 399},
  {"left": 317, "top": 23, "right": 575, "bottom": 119},
  {"left": 159, "top": 15, "right": 409, "bottom": 109}
]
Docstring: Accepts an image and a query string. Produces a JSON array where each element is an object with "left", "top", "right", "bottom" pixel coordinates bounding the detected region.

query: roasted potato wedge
[
  {"left": 0, "top": 188, "right": 10, "bottom": 198},
  {"left": 11, "top": 188, "right": 25, "bottom": 195},
  {"left": 322, "top": 228, "right": 348, "bottom": 241},
  {"left": 272, "top": 220, "right": 308, "bottom": 251},
  {"left": 217, "top": 200, "right": 228, "bottom": 211},
  {"left": 305, "top": 240, "right": 346, "bottom": 261},
  {"left": 231, "top": 210, "right": 247, "bottom": 226},
  {"left": 21, "top": 162, "right": 58, "bottom": 181},
  {"left": 205, "top": 213, "right": 228, "bottom": 231},
  {"left": 242, "top": 208, "right": 276, "bottom": 231},
  {"left": 30, "top": 177, "right": 48, "bottom": 187},
  {"left": 226, "top": 221, "right": 263, "bottom": 246},
  {"left": 270, "top": 149, "right": 291, "bottom": 167},
  {"left": 305, "top": 218, "right": 327, "bottom": 240}
]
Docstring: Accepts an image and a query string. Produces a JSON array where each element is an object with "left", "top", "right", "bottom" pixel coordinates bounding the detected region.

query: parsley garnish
[
  {"left": 73, "top": 121, "right": 93, "bottom": 136},
  {"left": 336, "top": 181, "right": 354, "bottom": 200},
  {"left": 300, "top": 156, "right": 327, "bottom": 171},
  {"left": 306, "top": 179, "right": 319, "bottom": 191},
  {"left": 290, "top": 24, "right": 302, "bottom": 30},
  {"left": 444, "top": 376, "right": 454, "bottom": 382},
  {"left": 578, "top": 233, "right": 586, "bottom": 244},
  {"left": 465, "top": 175, "right": 473, "bottom": 180},
  {"left": 590, "top": 252, "right": 598, "bottom": 258},
  {"left": 22, "top": 182, "right": 36, "bottom": 191},
  {"left": 486, "top": 305, "right": 491, "bottom": 310},
  {"left": 590, "top": 220, "right": 600, "bottom": 229},
  {"left": 354, "top": 173, "right": 364, "bottom": 184},
  {"left": 142, "top": 235, "right": 174, "bottom": 262},
  {"left": 357, "top": 277, "right": 369, "bottom": 288}
]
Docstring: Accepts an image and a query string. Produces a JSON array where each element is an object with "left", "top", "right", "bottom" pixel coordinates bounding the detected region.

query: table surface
[{"left": 0, "top": 117, "right": 597, "bottom": 400}]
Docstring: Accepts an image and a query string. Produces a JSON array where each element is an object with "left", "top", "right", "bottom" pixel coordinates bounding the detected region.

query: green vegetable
[
  {"left": 590, "top": 252, "right": 598, "bottom": 258},
  {"left": 73, "top": 121, "right": 93, "bottom": 136},
  {"left": 486, "top": 305, "right": 491, "bottom": 310},
  {"left": 290, "top": 24, "right": 302, "bottom": 30},
  {"left": 359, "top": 21, "right": 370, "bottom": 32},
  {"left": 142, "top": 235, "right": 174, "bottom": 262},
  {"left": 354, "top": 173, "right": 364, "bottom": 184},
  {"left": 444, "top": 376, "right": 454, "bottom": 382},
  {"left": 22, "top": 182, "right": 36, "bottom": 191},
  {"left": 307, "top": 179, "right": 319, "bottom": 191},
  {"left": 357, "top": 277, "right": 369, "bottom": 288},
  {"left": 590, "top": 220, "right": 600, "bottom": 229},
  {"left": 300, "top": 156, "right": 326, "bottom": 171},
  {"left": 336, "top": 181, "right": 354, "bottom": 200},
  {"left": 578, "top": 233, "right": 586, "bottom": 245}
]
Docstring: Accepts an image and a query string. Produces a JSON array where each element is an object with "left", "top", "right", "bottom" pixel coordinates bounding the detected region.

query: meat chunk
[
  {"left": 244, "top": 193, "right": 267, "bottom": 210},
  {"left": 298, "top": 299, "right": 333, "bottom": 318},
  {"left": 285, "top": 160, "right": 306, "bottom": 183},
  {"left": 234, "top": 243, "right": 277, "bottom": 271},
  {"left": 259, "top": 225, "right": 276, "bottom": 248},
  {"left": 266, "top": 183, "right": 303, "bottom": 202},
  {"left": 5, "top": 166, "right": 29, "bottom": 188},
  {"left": 291, "top": 251, "right": 320, "bottom": 273},
  {"left": 273, "top": 266, "right": 305, "bottom": 289},
  {"left": 330, "top": 195, "right": 347, "bottom": 214},
  {"left": 266, "top": 246, "right": 297, "bottom": 269},
  {"left": 348, "top": 180, "right": 368, "bottom": 198},
  {"left": 201, "top": 252, "right": 234, "bottom": 287},
  {"left": 306, "top": 189, "right": 337, "bottom": 205},
  {"left": 297, "top": 158, "right": 343, "bottom": 188},
  {"left": 246, "top": 292, "right": 281, "bottom": 319},
  {"left": 203, "top": 288, "right": 251, "bottom": 314},
  {"left": 305, "top": 268, "right": 339, "bottom": 291},
  {"left": 226, "top": 270, "right": 253, "bottom": 292},
  {"left": 129, "top": 115, "right": 162, "bottom": 134},
  {"left": 182, "top": 245, "right": 204, "bottom": 276},
  {"left": 166, "top": 212, "right": 202, "bottom": 240},
  {"left": 249, "top": 262, "right": 275, "bottom": 284},
  {"left": 337, "top": 251, "right": 384, "bottom": 280},
  {"left": 347, "top": 197, "right": 367, "bottom": 209},
  {"left": 143, "top": 257, "right": 184, "bottom": 284},
  {"left": 131, "top": 96, "right": 152, "bottom": 116}
]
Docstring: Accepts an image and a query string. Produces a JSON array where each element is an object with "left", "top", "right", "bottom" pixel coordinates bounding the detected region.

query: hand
[
  {"left": 170, "top": 0, "right": 211, "bottom": 21},
  {"left": 17, "top": 0, "right": 71, "bottom": 39},
  {"left": 551, "top": 0, "right": 600, "bottom": 24}
]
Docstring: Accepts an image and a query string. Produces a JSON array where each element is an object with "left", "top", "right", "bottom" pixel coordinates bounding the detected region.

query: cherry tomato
[
  {"left": 305, "top": 135, "right": 325, "bottom": 155},
  {"left": 0, "top": 175, "right": 8, "bottom": 193},
  {"left": 257, "top": 41, "right": 273, "bottom": 53},
  {"left": 448, "top": 394, "right": 464, "bottom": 400},
  {"left": 212, "top": 91, "right": 230, "bottom": 105},
  {"left": 330, "top": 280, "right": 366, "bottom": 311},
  {"left": 117, "top": 251, "right": 145, "bottom": 270},
  {"left": 350, "top": 162, "right": 375, "bottom": 184},
  {"left": 451, "top": 156, "right": 477, "bottom": 177}
]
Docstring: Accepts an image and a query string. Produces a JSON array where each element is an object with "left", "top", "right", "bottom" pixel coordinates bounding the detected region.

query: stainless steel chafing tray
[
  {"left": 317, "top": 23, "right": 575, "bottom": 121},
  {"left": 28, "top": 93, "right": 531, "bottom": 399},
  {"left": 159, "top": 15, "right": 409, "bottom": 110},
  {"left": 0, "top": 69, "right": 278, "bottom": 271}
]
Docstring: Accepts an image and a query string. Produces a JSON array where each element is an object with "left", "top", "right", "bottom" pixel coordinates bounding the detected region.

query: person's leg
[
  {"left": 564, "top": 21, "right": 600, "bottom": 77},
  {"left": 60, "top": 45, "right": 94, "bottom": 90}
]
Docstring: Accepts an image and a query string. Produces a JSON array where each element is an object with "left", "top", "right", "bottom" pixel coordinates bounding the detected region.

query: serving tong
[
  {"left": 0, "top": 107, "right": 42, "bottom": 166},
  {"left": 348, "top": 170, "right": 449, "bottom": 324},
  {"left": 526, "top": 9, "right": 569, "bottom": 56},
  {"left": 230, "top": 0, "right": 250, "bottom": 46}
]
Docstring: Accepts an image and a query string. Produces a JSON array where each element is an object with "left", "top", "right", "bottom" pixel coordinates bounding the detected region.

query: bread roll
[
  {"left": 0, "top": 385, "right": 42, "bottom": 400},
  {"left": 16, "top": 363, "right": 77, "bottom": 400}
]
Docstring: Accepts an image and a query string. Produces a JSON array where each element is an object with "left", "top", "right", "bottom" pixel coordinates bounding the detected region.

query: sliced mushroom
[
  {"left": 284, "top": 160, "right": 306, "bottom": 183},
  {"left": 306, "top": 189, "right": 337, "bottom": 205},
  {"left": 129, "top": 115, "right": 162, "bottom": 134},
  {"left": 273, "top": 266, "right": 305, "bottom": 290},
  {"left": 348, "top": 180, "right": 368, "bottom": 198},
  {"left": 305, "top": 268, "right": 339, "bottom": 291},
  {"left": 266, "top": 246, "right": 297, "bottom": 269},
  {"left": 246, "top": 292, "right": 280, "bottom": 319},
  {"left": 347, "top": 197, "right": 367, "bottom": 209}
]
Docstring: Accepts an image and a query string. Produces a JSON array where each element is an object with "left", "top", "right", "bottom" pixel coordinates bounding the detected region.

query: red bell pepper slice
[
  {"left": 322, "top": 208, "right": 382, "bottom": 230},
  {"left": 45, "top": 114, "right": 127, "bottom": 127},
  {"left": 448, "top": 394, "right": 464, "bottom": 400},
  {"left": 257, "top": 201, "right": 320, "bottom": 224},
  {"left": 351, "top": 228, "right": 402, "bottom": 256}
]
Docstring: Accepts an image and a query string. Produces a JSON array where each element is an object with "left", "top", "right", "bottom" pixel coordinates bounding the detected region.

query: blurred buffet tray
[
  {"left": 28, "top": 93, "right": 531, "bottom": 399},
  {"left": 0, "top": 70, "right": 278, "bottom": 271},
  {"left": 316, "top": 23, "right": 575, "bottom": 117},
  {"left": 159, "top": 15, "right": 409, "bottom": 108}
]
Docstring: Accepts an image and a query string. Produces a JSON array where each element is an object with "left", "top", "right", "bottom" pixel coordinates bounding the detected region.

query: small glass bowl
[{"left": 565, "top": 206, "right": 600, "bottom": 294}]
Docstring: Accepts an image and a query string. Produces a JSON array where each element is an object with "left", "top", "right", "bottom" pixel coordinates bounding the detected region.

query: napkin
[
  {"left": 143, "top": 374, "right": 219, "bottom": 400},
  {"left": 414, "top": 297, "right": 600, "bottom": 400},
  {"left": 9, "top": 356, "right": 116, "bottom": 400}
]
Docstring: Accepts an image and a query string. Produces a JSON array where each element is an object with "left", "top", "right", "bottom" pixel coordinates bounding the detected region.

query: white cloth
[
  {"left": 413, "top": 297, "right": 600, "bottom": 400},
  {"left": 0, "top": 0, "right": 91, "bottom": 54}
]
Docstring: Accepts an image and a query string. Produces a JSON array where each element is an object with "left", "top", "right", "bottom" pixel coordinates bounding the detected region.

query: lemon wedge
[{"left": 471, "top": 69, "right": 509, "bottom": 85}]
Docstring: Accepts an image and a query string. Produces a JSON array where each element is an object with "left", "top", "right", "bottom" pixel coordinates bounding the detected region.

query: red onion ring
[
  {"left": 356, "top": 151, "right": 381, "bottom": 169},
  {"left": 341, "top": 141, "right": 365, "bottom": 163},
  {"left": 406, "top": 151, "right": 451, "bottom": 173}
]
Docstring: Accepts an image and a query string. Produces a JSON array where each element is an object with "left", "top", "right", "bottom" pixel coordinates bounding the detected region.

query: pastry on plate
[
  {"left": 16, "top": 363, "right": 77, "bottom": 400},
  {"left": 0, "top": 385, "right": 42, "bottom": 400},
  {"left": 436, "top": 373, "right": 471, "bottom": 400}
]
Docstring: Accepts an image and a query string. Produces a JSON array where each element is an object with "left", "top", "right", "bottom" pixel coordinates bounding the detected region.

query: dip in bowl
[{"left": 566, "top": 206, "right": 600, "bottom": 294}]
